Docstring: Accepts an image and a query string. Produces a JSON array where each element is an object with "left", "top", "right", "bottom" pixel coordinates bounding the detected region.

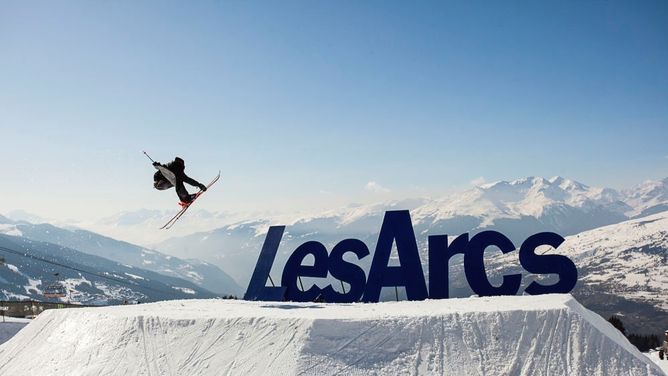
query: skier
[
  {"left": 152, "top": 157, "right": 207, "bottom": 206},
  {"left": 660, "top": 330, "right": 668, "bottom": 360}
]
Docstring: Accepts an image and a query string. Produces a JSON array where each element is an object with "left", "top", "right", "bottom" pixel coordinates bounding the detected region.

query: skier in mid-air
[
  {"left": 144, "top": 151, "right": 220, "bottom": 229},
  {"left": 152, "top": 157, "right": 207, "bottom": 206}
]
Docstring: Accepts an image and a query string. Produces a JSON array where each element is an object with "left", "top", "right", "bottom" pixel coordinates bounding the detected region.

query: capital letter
[
  {"left": 362, "top": 210, "right": 428, "bottom": 302},
  {"left": 243, "top": 226, "right": 287, "bottom": 301}
]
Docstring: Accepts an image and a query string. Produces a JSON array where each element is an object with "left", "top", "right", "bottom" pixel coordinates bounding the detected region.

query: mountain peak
[
  {"left": 479, "top": 176, "right": 588, "bottom": 192},
  {"left": 476, "top": 176, "right": 543, "bottom": 190},
  {"left": 6, "top": 210, "right": 47, "bottom": 224},
  {"left": 548, "top": 176, "right": 564, "bottom": 184},
  {"left": 622, "top": 177, "right": 668, "bottom": 216},
  {"left": 509, "top": 176, "right": 547, "bottom": 186}
]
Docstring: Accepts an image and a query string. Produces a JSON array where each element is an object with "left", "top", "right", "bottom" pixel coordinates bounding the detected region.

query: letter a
[{"left": 362, "top": 210, "right": 428, "bottom": 302}]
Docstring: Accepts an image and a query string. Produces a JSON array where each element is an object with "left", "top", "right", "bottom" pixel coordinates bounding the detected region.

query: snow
[
  {"left": 0, "top": 290, "right": 30, "bottom": 300},
  {"left": 0, "top": 224, "right": 22, "bottom": 237},
  {"left": 93, "top": 282, "right": 146, "bottom": 304},
  {"left": 646, "top": 351, "right": 668, "bottom": 375},
  {"left": 0, "top": 294, "right": 663, "bottom": 375},
  {"left": 0, "top": 317, "right": 30, "bottom": 345},
  {"left": 124, "top": 272, "right": 145, "bottom": 280},
  {"left": 184, "top": 270, "right": 203, "bottom": 282},
  {"left": 624, "top": 178, "right": 668, "bottom": 217},
  {"left": 5, "top": 264, "right": 19, "bottom": 273},
  {"left": 60, "top": 276, "right": 93, "bottom": 302},
  {"left": 23, "top": 278, "right": 42, "bottom": 296},
  {"left": 553, "top": 211, "right": 668, "bottom": 310},
  {"left": 408, "top": 176, "right": 614, "bottom": 224},
  {"left": 171, "top": 286, "right": 196, "bottom": 295}
]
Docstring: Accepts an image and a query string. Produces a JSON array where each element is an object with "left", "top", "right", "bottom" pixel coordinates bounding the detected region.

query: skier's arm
[{"left": 182, "top": 174, "right": 207, "bottom": 191}]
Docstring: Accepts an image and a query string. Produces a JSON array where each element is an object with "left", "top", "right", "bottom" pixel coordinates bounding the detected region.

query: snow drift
[{"left": 0, "top": 295, "right": 664, "bottom": 375}]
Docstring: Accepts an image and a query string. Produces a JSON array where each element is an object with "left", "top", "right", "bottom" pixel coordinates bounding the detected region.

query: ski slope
[
  {"left": 0, "top": 295, "right": 664, "bottom": 375},
  {"left": 646, "top": 352, "right": 668, "bottom": 375},
  {"left": 0, "top": 317, "right": 30, "bottom": 345}
]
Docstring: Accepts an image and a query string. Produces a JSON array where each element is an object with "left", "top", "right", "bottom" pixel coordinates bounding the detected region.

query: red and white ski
[{"left": 160, "top": 172, "right": 221, "bottom": 230}]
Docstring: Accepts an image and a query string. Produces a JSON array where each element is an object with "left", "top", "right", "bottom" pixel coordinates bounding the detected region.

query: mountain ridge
[
  {"left": 0, "top": 233, "right": 218, "bottom": 304},
  {"left": 0, "top": 218, "right": 242, "bottom": 296}
]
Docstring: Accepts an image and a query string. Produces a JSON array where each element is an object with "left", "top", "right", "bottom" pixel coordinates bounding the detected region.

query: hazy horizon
[{"left": 2, "top": 172, "right": 665, "bottom": 225}]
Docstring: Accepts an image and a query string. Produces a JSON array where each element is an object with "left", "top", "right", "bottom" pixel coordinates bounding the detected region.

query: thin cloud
[{"left": 365, "top": 181, "right": 391, "bottom": 193}]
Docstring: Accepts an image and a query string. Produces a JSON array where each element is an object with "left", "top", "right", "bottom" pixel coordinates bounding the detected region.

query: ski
[
  {"left": 160, "top": 171, "right": 221, "bottom": 230},
  {"left": 160, "top": 204, "right": 189, "bottom": 230}
]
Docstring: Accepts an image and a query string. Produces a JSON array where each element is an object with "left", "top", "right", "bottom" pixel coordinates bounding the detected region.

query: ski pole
[{"left": 142, "top": 151, "right": 156, "bottom": 164}]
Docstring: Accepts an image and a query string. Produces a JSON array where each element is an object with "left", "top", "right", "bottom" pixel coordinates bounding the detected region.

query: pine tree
[
  {"left": 607, "top": 316, "right": 626, "bottom": 336},
  {"left": 606, "top": 316, "right": 662, "bottom": 352},
  {"left": 627, "top": 334, "right": 661, "bottom": 352}
]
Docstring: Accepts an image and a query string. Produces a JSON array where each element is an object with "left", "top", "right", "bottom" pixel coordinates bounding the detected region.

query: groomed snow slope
[
  {"left": 0, "top": 295, "right": 664, "bottom": 376},
  {"left": 0, "top": 317, "right": 30, "bottom": 345},
  {"left": 646, "top": 352, "right": 668, "bottom": 375}
]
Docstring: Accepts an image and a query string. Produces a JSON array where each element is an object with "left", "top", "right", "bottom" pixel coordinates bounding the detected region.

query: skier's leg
[{"left": 175, "top": 180, "right": 193, "bottom": 203}]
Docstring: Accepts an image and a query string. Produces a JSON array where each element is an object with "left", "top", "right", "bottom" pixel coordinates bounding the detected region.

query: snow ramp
[{"left": 0, "top": 294, "right": 663, "bottom": 376}]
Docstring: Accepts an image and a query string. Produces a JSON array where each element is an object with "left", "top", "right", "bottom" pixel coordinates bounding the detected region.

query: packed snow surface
[
  {"left": 0, "top": 295, "right": 664, "bottom": 376},
  {"left": 646, "top": 352, "right": 668, "bottom": 375},
  {"left": 0, "top": 317, "right": 30, "bottom": 345}
]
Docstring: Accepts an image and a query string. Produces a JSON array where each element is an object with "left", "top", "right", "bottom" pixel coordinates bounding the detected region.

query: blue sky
[{"left": 1, "top": 1, "right": 667, "bottom": 220}]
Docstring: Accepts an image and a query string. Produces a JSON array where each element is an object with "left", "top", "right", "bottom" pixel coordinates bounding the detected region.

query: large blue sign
[{"left": 244, "top": 210, "right": 577, "bottom": 303}]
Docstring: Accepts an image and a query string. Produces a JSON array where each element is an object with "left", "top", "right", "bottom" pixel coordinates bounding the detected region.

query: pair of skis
[{"left": 160, "top": 172, "right": 221, "bottom": 230}]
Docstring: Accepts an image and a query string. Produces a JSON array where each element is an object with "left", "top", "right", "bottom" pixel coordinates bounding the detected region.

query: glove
[{"left": 199, "top": 184, "right": 207, "bottom": 192}]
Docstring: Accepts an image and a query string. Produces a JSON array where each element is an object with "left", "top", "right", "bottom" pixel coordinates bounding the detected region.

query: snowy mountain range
[
  {"left": 0, "top": 233, "right": 218, "bottom": 304},
  {"left": 0, "top": 217, "right": 242, "bottom": 297},
  {"left": 623, "top": 177, "right": 668, "bottom": 217},
  {"left": 155, "top": 176, "right": 668, "bottom": 284},
  {"left": 2, "top": 175, "right": 666, "bottom": 333},
  {"left": 73, "top": 177, "right": 662, "bottom": 246}
]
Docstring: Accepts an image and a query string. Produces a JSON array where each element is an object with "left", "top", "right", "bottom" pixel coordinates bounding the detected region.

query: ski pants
[{"left": 174, "top": 180, "right": 193, "bottom": 203}]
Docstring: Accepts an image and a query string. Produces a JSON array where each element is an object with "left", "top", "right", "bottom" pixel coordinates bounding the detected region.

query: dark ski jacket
[{"left": 153, "top": 157, "right": 205, "bottom": 191}]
